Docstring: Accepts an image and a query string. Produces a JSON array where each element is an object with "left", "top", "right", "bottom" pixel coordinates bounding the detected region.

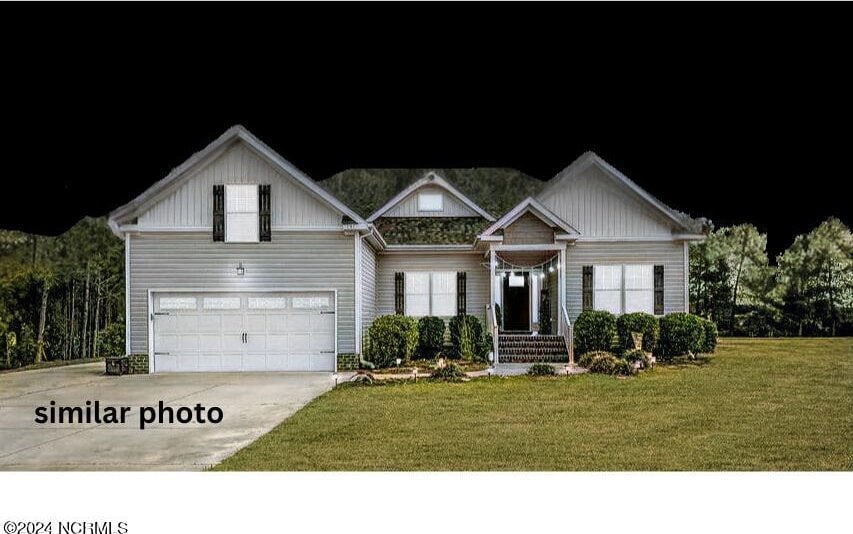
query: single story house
[{"left": 108, "top": 125, "right": 709, "bottom": 373}]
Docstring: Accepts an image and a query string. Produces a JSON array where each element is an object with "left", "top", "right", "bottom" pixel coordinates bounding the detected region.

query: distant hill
[{"left": 320, "top": 168, "right": 545, "bottom": 219}]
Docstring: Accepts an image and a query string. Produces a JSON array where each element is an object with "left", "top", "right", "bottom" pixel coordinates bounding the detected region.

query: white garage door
[{"left": 152, "top": 291, "right": 336, "bottom": 372}]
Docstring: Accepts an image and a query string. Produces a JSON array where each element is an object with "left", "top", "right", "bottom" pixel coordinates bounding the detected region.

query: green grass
[
  {"left": 215, "top": 338, "right": 852, "bottom": 471},
  {"left": 0, "top": 357, "right": 103, "bottom": 374}
]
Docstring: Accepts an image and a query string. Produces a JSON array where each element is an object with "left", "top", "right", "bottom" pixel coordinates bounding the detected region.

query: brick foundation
[
  {"left": 127, "top": 354, "right": 149, "bottom": 374},
  {"left": 337, "top": 353, "right": 360, "bottom": 371}
]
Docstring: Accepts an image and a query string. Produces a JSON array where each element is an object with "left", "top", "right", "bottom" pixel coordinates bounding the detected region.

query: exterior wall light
[
  {"left": 548, "top": 266, "right": 555, "bottom": 273},
  {"left": 396, "top": 358, "right": 402, "bottom": 367},
  {"left": 236, "top": 262, "right": 245, "bottom": 276}
]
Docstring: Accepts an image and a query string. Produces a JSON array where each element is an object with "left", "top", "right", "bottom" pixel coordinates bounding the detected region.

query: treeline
[
  {"left": 690, "top": 217, "right": 852, "bottom": 337},
  {"left": 0, "top": 217, "right": 125, "bottom": 369}
]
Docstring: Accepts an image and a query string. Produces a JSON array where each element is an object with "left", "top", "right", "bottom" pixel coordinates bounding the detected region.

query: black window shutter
[
  {"left": 582, "top": 266, "right": 593, "bottom": 310},
  {"left": 212, "top": 185, "right": 225, "bottom": 242},
  {"left": 394, "top": 273, "right": 405, "bottom": 315},
  {"left": 654, "top": 265, "right": 665, "bottom": 315},
  {"left": 457, "top": 272, "right": 467, "bottom": 316},
  {"left": 259, "top": 184, "right": 271, "bottom": 242}
]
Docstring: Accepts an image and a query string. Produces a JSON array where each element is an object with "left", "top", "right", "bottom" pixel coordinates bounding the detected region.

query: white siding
[
  {"left": 138, "top": 141, "right": 341, "bottom": 229},
  {"left": 376, "top": 252, "right": 489, "bottom": 321},
  {"left": 361, "top": 242, "right": 377, "bottom": 343},
  {"left": 128, "top": 231, "right": 355, "bottom": 354},
  {"left": 565, "top": 241, "right": 686, "bottom": 321},
  {"left": 538, "top": 164, "right": 675, "bottom": 238},
  {"left": 384, "top": 185, "right": 481, "bottom": 218}
]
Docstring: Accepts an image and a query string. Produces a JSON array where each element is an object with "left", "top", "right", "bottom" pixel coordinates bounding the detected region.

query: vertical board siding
[
  {"left": 361, "top": 243, "right": 377, "bottom": 339},
  {"left": 565, "top": 241, "right": 686, "bottom": 321},
  {"left": 128, "top": 232, "right": 356, "bottom": 354},
  {"left": 138, "top": 142, "right": 341, "bottom": 228},
  {"left": 383, "top": 185, "right": 480, "bottom": 218},
  {"left": 377, "top": 253, "right": 489, "bottom": 321},
  {"left": 538, "top": 165, "right": 676, "bottom": 238},
  {"left": 503, "top": 212, "right": 555, "bottom": 244}
]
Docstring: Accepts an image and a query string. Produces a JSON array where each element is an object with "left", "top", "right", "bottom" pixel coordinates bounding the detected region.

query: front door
[{"left": 503, "top": 273, "right": 530, "bottom": 331}]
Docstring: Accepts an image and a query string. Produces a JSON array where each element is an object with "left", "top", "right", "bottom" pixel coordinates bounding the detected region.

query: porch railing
[
  {"left": 559, "top": 303, "right": 574, "bottom": 365},
  {"left": 488, "top": 304, "right": 499, "bottom": 365}
]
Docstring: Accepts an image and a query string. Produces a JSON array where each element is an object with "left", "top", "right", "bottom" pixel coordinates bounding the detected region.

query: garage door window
[
  {"left": 160, "top": 297, "right": 197, "bottom": 310},
  {"left": 203, "top": 297, "right": 241, "bottom": 310},
  {"left": 293, "top": 296, "right": 331, "bottom": 309},
  {"left": 248, "top": 297, "right": 288, "bottom": 309}
]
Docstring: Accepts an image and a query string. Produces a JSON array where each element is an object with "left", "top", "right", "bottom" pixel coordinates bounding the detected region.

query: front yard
[{"left": 215, "top": 338, "right": 852, "bottom": 470}]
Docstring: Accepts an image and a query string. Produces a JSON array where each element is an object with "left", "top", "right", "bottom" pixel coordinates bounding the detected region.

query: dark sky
[{"left": 1, "top": 5, "right": 849, "bottom": 258}]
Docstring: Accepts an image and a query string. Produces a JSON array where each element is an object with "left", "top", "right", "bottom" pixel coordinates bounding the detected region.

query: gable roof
[
  {"left": 479, "top": 197, "right": 580, "bottom": 239},
  {"left": 366, "top": 171, "right": 495, "bottom": 222},
  {"left": 108, "top": 125, "right": 365, "bottom": 233},
  {"left": 537, "top": 151, "right": 710, "bottom": 235},
  {"left": 320, "top": 168, "right": 544, "bottom": 221}
]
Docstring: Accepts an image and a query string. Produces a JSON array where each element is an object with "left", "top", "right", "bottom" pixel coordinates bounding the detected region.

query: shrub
[
  {"left": 588, "top": 352, "right": 619, "bottom": 374},
  {"left": 612, "top": 358, "right": 638, "bottom": 376},
  {"left": 623, "top": 348, "right": 650, "bottom": 369},
  {"left": 449, "top": 315, "right": 490, "bottom": 361},
  {"left": 574, "top": 310, "right": 617, "bottom": 356},
  {"left": 417, "top": 317, "right": 445, "bottom": 359},
  {"left": 577, "top": 350, "right": 613, "bottom": 368},
  {"left": 700, "top": 318, "right": 718, "bottom": 353},
  {"left": 367, "top": 315, "right": 418, "bottom": 368},
  {"left": 656, "top": 313, "right": 706, "bottom": 360},
  {"left": 616, "top": 312, "right": 659, "bottom": 352},
  {"left": 430, "top": 362, "right": 466, "bottom": 381},
  {"left": 527, "top": 362, "right": 556, "bottom": 376},
  {"left": 97, "top": 322, "right": 126, "bottom": 358}
]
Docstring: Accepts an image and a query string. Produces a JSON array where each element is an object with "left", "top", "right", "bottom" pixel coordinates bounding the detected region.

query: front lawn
[{"left": 215, "top": 338, "right": 852, "bottom": 470}]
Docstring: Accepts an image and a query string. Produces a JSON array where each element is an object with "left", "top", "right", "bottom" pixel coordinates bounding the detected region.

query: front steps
[{"left": 497, "top": 334, "right": 569, "bottom": 363}]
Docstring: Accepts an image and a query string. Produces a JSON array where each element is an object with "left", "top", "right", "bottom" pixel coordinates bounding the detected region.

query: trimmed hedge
[
  {"left": 616, "top": 312, "right": 659, "bottom": 352},
  {"left": 574, "top": 310, "right": 617, "bottom": 356},
  {"left": 700, "top": 318, "right": 718, "bottom": 353},
  {"left": 367, "top": 315, "right": 418, "bottom": 368},
  {"left": 449, "top": 315, "right": 491, "bottom": 361},
  {"left": 527, "top": 363, "right": 557, "bottom": 376},
  {"left": 656, "top": 313, "right": 706, "bottom": 360},
  {"left": 417, "top": 317, "right": 445, "bottom": 359}
]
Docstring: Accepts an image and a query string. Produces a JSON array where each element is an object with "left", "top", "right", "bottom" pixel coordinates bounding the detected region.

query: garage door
[{"left": 151, "top": 291, "right": 336, "bottom": 372}]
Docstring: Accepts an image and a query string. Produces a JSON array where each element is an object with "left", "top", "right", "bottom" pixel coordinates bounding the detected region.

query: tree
[{"left": 689, "top": 240, "right": 734, "bottom": 331}]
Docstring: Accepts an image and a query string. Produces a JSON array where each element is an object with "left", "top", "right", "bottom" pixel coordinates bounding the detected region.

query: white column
[
  {"left": 354, "top": 234, "right": 362, "bottom": 354},
  {"left": 490, "top": 247, "right": 497, "bottom": 365},
  {"left": 125, "top": 232, "right": 131, "bottom": 355},
  {"left": 558, "top": 247, "right": 566, "bottom": 335}
]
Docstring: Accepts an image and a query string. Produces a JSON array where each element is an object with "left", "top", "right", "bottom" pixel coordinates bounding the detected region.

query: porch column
[
  {"left": 489, "top": 247, "right": 497, "bottom": 364},
  {"left": 558, "top": 246, "right": 566, "bottom": 335}
]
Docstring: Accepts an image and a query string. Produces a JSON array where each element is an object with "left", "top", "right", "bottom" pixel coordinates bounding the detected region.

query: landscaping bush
[
  {"left": 367, "top": 315, "right": 418, "bottom": 368},
  {"left": 623, "top": 348, "right": 651, "bottom": 368},
  {"left": 449, "top": 315, "right": 490, "bottom": 361},
  {"left": 700, "top": 318, "right": 718, "bottom": 353},
  {"left": 527, "top": 362, "right": 556, "bottom": 376},
  {"left": 430, "top": 362, "right": 466, "bottom": 381},
  {"left": 574, "top": 310, "right": 617, "bottom": 356},
  {"left": 656, "top": 313, "right": 706, "bottom": 360},
  {"left": 417, "top": 317, "right": 445, "bottom": 359},
  {"left": 96, "top": 322, "right": 125, "bottom": 358},
  {"left": 577, "top": 350, "right": 613, "bottom": 368},
  {"left": 616, "top": 312, "right": 659, "bottom": 352},
  {"left": 612, "top": 358, "right": 638, "bottom": 376}
]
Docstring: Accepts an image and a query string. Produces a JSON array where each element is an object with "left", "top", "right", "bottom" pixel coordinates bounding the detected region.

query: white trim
[
  {"left": 147, "top": 288, "right": 339, "bottom": 375},
  {"left": 479, "top": 197, "right": 580, "bottom": 239},
  {"left": 366, "top": 171, "right": 495, "bottom": 222},
  {"left": 120, "top": 225, "right": 353, "bottom": 234},
  {"left": 494, "top": 244, "right": 564, "bottom": 251},
  {"left": 382, "top": 244, "right": 477, "bottom": 253},
  {"left": 576, "top": 236, "right": 703, "bottom": 243},
  {"left": 354, "top": 234, "right": 362, "bottom": 354},
  {"left": 125, "top": 233, "right": 131, "bottom": 355},
  {"left": 109, "top": 125, "right": 365, "bottom": 235},
  {"left": 684, "top": 241, "right": 690, "bottom": 313},
  {"left": 558, "top": 247, "right": 566, "bottom": 335}
]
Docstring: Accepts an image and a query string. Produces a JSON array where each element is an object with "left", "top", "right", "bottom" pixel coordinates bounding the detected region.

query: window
[
  {"left": 593, "top": 265, "right": 656, "bottom": 315},
  {"left": 418, "top": 192, "right": 443, "bottom": 212},
  {"left": 430, "top": 272, "right": 456, "bottom": 316},
  {"left": 292, "top": 296, "right": 331, "bottom": 309},
  {"left": 226, "top": 185, "right": 259, "bottom": 242},
  {"left": 248, "top": 297, "right": 287, "bottom": 309},
  {"left": 203, "top": 297, "right": 241, "bottom": 310},
  {"left": 593, "top": 265, "right": 622, "bottom": 315},
  {"left": 624, "top": 265, "right": 654, "bottom": 314},
  {"left": 160, "top": 297, "right": 197, "bottom": 310},
  {"left": 405, "top": 271, "right": 457, "bottom": 316},
  {"left": 405, "top": 272, "right": 430, "bottom": 316}
]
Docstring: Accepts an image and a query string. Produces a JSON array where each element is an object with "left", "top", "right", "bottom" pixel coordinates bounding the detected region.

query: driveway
[{"left": 0, "top": 363, "right": 334, "bottom": 470}]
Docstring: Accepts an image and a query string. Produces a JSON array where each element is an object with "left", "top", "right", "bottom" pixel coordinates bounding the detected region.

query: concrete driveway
[{"left": 0, "top": 363, "right": 334, "bottom": 470}]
